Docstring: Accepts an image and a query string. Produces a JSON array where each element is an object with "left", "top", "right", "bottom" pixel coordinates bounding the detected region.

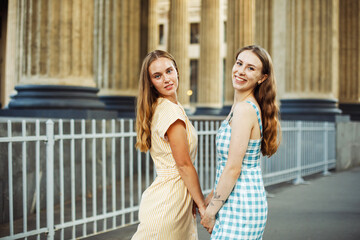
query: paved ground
[{"left": 83, "top": 167, "right": 360, "bottom": 240}]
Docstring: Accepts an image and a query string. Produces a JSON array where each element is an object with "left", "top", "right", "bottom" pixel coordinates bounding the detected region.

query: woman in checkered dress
[{"left": 201, "top": 45, "right": 281, "bottom": 240}]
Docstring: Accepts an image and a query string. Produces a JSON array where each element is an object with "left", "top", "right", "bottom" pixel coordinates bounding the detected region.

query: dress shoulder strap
[
  {"left": 228, "top": 111, "right": 234, "bottom": 123},
  {"left": 245, "top": 100, "right": 263, "bottom": 137}
]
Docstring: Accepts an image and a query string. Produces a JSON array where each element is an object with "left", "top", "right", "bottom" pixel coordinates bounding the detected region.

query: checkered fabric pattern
[{"left": 211, "top": 101, "right": 267, "bottom": 240}]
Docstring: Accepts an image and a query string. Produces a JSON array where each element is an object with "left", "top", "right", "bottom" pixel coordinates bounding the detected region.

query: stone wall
[{"left": 336, "top": 119, "right": 360, "bottom": 170}]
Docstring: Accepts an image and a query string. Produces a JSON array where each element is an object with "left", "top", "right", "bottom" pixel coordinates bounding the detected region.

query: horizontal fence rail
[{"left": 0, "top": 118, "right": 336, "bottom": 239}]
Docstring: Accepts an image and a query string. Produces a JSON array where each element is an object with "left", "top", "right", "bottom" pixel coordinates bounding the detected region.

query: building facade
[{"left": 0, "top": 0, "right": 359, "bottom": 120}]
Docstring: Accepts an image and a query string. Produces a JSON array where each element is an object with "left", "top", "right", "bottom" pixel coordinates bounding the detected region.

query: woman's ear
[{"left": 258, "top": 74, "right": 268, "bottom": 85}]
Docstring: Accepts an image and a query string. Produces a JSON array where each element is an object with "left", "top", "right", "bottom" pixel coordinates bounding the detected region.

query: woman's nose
[{"left": 238, "top": 65, "right": 245, "bottom": 75}]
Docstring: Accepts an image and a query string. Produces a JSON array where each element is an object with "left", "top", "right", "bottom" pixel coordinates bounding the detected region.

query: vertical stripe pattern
[{"left": 132, "top": 97, "right": 198, "bottom": 240}]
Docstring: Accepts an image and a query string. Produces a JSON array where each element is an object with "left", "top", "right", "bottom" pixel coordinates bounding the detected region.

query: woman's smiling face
[
  {"left": 148, "top": 57, "right": 178, "bottom": 102},
  {"left": 232, "top": 50, "right": 266, "bottom": 92}
]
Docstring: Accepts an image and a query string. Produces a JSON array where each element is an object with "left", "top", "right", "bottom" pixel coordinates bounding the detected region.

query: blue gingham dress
[{"left": 211, "top": 101, "right": 267, "bottom": 240}]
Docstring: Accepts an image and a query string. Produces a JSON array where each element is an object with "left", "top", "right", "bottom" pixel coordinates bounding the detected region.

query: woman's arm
[
  {"left": 167, "top": 119, "right": 206, "bottom": 216},
  {"left": 201, "top": 102, "right": 256, "bottom": 232},
  {"left": 205, "top": 190, "right": 214, "bottom": 206}
]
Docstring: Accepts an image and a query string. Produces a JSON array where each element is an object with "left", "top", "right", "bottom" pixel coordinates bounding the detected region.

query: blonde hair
[
  {"left": 135, "top": 50, "right": 179, "bottom": 152},
  {"left": 236, "top": 45, "right": 281, "bottom": 157}
]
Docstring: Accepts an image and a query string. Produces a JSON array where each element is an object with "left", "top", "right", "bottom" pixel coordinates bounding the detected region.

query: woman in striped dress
[
  {"left": 132, "top": 50, "right": 205, "bottom": 239},
  {"left": 201, "top": 45, "right": 281, "bottom": 239}
]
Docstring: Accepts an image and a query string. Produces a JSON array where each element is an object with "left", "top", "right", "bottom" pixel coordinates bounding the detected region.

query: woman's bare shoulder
[{"left": 232, "top": 101, "right": 255, "bottom": 117}]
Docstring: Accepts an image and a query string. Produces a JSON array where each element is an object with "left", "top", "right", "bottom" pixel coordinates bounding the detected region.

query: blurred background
[
  {"left": 0, "top": 0, "right": 359, "bottom": 121},
  {"left": 0, "top": 1, "right": 360, "bottom": 239}
]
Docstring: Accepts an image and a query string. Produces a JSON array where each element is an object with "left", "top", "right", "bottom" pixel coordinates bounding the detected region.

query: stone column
[
  {"left": 1, "top": 0, "right": 118, "bottom": 119},
  {"left": 339, "top": 0, "right": 360, "bottom": 121},
  {"left": 270, "top": 0, "right": 287, "bottom": 100},
  {"left": 94, "top": 0, "right": 141, "bottom": 118},
  {"left": 168, "top": 0, "right": 190, "bottom": 107},
  {"left": 224, "top": 0, "right": 255, "bottom": 109},
  {"left": 275, "top": 0, "right": 341, "bottom": 121},
  {"left": 3, "top": 0, "right": 16, "bottom": 107},
  {"left": 94, "top": 0, "right": 140, "bottom": 94},
  {"left": 254, "top": 0, "right": 271, "bottom": 51},
  {"left": 196, "top": 0, "right": 222, "bottom": 114},
  {"left": 148, "top": 0, "right": 159, "bottom": 52},
  {"left": 17, "top": 0, "right": 95, "bottom": 87}
]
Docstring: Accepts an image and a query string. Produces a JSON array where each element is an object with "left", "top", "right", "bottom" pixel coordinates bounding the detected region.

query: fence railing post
[
  {"left": 46, "top": 120, "right": 55, "bottom": 239},
  {"left": 293, "top": 121, "right": 305, "bottom": 185},
  {"left": 323, "top": 122, "right": 331, "bottom": 176},
  {"left": 7, "top": 120, "right": 14, "bottom": 236}
]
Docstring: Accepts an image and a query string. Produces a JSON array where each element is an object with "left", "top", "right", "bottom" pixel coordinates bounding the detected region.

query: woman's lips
[
  {"left": 165, "top": 84, "right": 173, "bottom": 90},
  {"left": 234, "top": 76, "right": 246, "bottom": 84}
]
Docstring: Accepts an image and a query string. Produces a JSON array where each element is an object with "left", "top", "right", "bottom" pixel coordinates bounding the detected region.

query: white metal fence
[{"left": 0, "top": 118, "right": 335, "bottom": 240}]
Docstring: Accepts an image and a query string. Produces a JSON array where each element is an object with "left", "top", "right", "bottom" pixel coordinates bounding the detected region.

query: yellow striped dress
[{"left": 132, "top": 97, "right": 199, "bottom": 240}]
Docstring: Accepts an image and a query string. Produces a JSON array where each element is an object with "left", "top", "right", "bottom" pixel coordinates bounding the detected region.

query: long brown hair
[
  {"left": 236, "top": 45, "right": 281, "bottom": 157},
  {"left": 135, "top": 50, "right": 179, "bottom": 152}
]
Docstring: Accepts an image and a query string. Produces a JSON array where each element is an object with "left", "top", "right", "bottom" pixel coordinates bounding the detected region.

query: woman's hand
[
  {"left": 192, "top": 200, "right": 201, "bottom": 218},
  {"left": 198, "top": 203, "right": 206, "bottom": 219},
  {"left": 192, "top": 201, "right": 197, "bottom": 218},
  {"left": 200, "top": 211, "right": 216, "bottom": 234},
  {"left": 204, "top": 190, "right": 214, "bottom": 207},
  {"left": 192, "top": 200, "right": 206, "bottom": 219}
]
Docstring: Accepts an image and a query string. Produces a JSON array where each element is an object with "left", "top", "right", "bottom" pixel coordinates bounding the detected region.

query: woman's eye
[
  {"left": 167, "top": 69, "right": 173, "bottom": 74},
  {"left": 237, "top": 61, "right": 242, "bottom": 66},
  {"left": 248, "top": 67, "right": 254, "bottom": 71},
  {"left": 154, "top": 75, "right": 160, "bottom": 79}
]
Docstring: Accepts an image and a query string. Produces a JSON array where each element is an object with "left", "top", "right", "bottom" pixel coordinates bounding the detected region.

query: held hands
[
  {"left": 193, "top": 200, "right": 206, "bottom": 219},
  {"left": 200, "top": 211, "right": 215, "bottom": 234},
  {"left": 194, "top": 191, "right": 217, "bottom": 234},
  {"left": 192, "top": 201, "right": 197, "bottom": 218},
  {"left": 200, "top": 192, "right": 216, "bottom": 234}
]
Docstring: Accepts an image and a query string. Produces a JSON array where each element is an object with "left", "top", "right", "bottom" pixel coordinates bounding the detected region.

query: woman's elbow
[
  {"left": 176, "top": 162, "right": 194, "bottom": 174},
  {"left": 226, "top": 165, "right": 242, "bottom": 179}
]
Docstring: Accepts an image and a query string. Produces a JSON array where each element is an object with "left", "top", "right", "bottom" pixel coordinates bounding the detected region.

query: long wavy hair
[
  {"left": 235, "top": 45, "right": 281, "bottom": 157},
  {"left": 135, "top": 50, "right": 179, "bottom": 152}
]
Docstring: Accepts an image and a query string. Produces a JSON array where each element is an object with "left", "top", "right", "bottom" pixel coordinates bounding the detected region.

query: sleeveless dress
[
  {"left": 132, "top": 97, "right": 198, "bottom": 240},
  {"left": 211, "top": 101, "right": 268, "bottom": 240}
]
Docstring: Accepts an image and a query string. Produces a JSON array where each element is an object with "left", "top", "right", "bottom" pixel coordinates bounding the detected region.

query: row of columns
[
  {"left": 2, "top": 0, "right": 360, "bottom": 119},
  {"left": 4, "top": 0, "right": 144, "bottom": 104},
  {"left": 3, "top": 0, "right": 249, "bottom": 112}
]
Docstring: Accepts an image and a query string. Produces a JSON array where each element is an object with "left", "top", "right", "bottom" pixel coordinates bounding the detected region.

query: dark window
[
  {"left": 159, "top": 24, "right": 164, "bottom": 45},
  {"left": 190, "top": 23, "right": 199, "bottom": 44},
  {"left": 223, "top": 58, "right": 226, "bottom": 82},
  {"left": 224, "top": 21, "right": 227, "bottom": 43},
  {"left": 190, "top": 59, "right": 198, "bottom": 103}
]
